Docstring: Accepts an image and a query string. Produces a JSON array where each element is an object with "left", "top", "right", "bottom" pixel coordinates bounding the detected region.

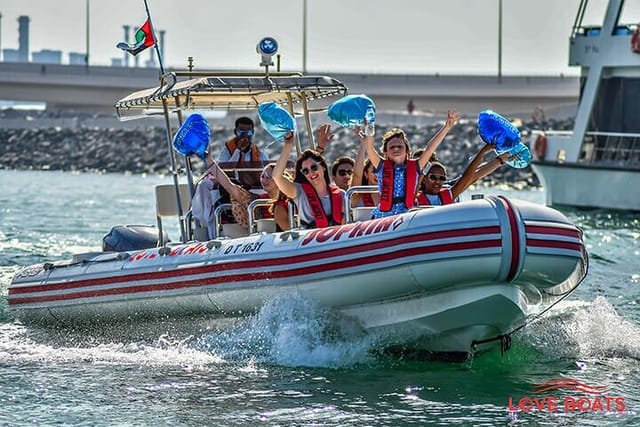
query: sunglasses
[
  {"left": 428, "top": 174, "right": 447, "bottom": 183},
  {"left": 235, "top": 129, "right": 254, "bottom": 137},
  {"left": 337, "top": 169, "right": 353, "bottom": 177},
  {"left": 300, "top": 163, "right": 320, "bottom": 176}
]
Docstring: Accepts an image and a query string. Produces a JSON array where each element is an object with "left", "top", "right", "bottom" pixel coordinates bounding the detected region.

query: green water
[{"left": 1, "top": 170, "right": 639, "bottom": 425}]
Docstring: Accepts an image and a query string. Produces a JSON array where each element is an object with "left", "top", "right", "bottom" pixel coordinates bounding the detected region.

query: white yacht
[{"left": 531, "top": 0, "right": 640, "bottom": 211}]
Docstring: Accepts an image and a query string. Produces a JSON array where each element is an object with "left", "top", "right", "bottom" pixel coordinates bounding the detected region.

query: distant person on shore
[
  {"left": 211, "top": 117, "right": 269, "bottom": 164},
  {"left": 361, "top": 109, "right": 460, "bottom": 218},
  {"left": 273, "top": 132, "right": 345, "bottom": 229},
  {"left": 407, "top": 99, "right": 415, "bottom": 115}
]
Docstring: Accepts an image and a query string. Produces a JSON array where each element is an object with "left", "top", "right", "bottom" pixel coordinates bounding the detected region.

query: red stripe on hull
[
  {"left": 9, "top": 239, "right": 502, "bottom": 306},
  {"left": 10, "top": 226, "right": 501, "bottom": 295}
]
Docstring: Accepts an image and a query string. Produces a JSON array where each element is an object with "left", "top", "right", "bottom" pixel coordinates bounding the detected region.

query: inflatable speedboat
[{"left": 8, "top": 40, "right": 587, "bottom": 357}]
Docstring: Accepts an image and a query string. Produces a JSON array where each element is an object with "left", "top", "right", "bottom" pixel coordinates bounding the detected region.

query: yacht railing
[{"left": 583, "top": 131, "right": 640, "bottom": 164}]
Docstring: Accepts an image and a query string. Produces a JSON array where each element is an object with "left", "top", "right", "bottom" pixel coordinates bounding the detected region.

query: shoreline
[{"left": 0, "top": 109, "right": 574, "bottom": 188}]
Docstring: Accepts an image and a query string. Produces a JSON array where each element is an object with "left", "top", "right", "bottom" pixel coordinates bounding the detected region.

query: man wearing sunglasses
[
  {"left": 217, "top": 117, "right": 268, "bottom": 164},
  {"left": 330, "top": 157, "right": 355, "bottom": 191}
]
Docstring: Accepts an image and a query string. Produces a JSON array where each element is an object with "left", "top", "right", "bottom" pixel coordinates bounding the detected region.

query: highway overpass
[{"left": 0, "top": 62, "right": 579, "bottom": 117}]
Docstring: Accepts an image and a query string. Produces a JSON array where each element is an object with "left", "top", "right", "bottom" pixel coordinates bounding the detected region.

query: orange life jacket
[
  {"left": 379, "top": 159, "right": 418, "bottom": 212},
  {"left": 301, "top": 183, "right": 343, "bottom": 228},
  {"left": 416, "top": 188, "right": 454, "bottom": 206},
  {"left": 225, "top": 138, "right": 262, "bottom": 163}
]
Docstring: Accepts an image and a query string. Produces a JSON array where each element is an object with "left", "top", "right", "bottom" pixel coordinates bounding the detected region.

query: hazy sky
[{"left": 0, "top": 0, "right": 636, "bottom": 75}]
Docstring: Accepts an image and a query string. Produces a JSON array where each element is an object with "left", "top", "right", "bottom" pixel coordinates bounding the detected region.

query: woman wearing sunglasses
[
  {"left": 273, "top": 132, "right": 344, "bottom": 228},
  {"left": 361, "top": 109, "right": 460, "bottom": 219},
  {"left": 417, "top": 144, "right": 508, "bottom": 205}
]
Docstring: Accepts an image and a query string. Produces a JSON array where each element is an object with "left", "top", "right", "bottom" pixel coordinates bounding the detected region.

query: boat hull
[
  {"left": 532, "top": 161, "right": 640, "bottom": 211},
  {"left": 8, "top": 196, "right": 588, "bottom": 354}
]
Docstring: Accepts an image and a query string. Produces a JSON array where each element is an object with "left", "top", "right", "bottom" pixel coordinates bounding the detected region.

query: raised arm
[
  {"left": 315, "top": 124, "right": 334, "bottom": 155},
  {"left": 362, "top": 134, "right": 383, "bottom": 170},
  {"left": 352, "top": 128, "right": 367, "bottom": 186},
  {"left": 207, "top": 159, "right": 246, "bottom": 201},
  {"left": 474, "top": 151, "right": 510, "bottom": 182},
  {"left": 450, "top": 144, "right": 495, "bottom": 199},
  {"left": 417, "top": 110, "right": 460, "bottom": 169},
  {"left": 273, "top": 132, "right": 298, "bottom": 199}
]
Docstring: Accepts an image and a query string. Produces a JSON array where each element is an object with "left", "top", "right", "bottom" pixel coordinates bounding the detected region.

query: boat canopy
[{"left": 114, "top": 73, "right": 348, "bottom": 120}]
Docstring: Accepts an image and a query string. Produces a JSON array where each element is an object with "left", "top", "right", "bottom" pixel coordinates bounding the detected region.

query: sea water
[{"left": 1, "top": 170, "right": 639, "bottom": 426}]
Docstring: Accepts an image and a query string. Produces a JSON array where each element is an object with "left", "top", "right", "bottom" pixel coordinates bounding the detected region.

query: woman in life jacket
[
  {"left": 361, "top": 109, "right": 460, "bottom": 218},
  {"left": 417, "top": 144, "right": 508, "bottom": 205},
  {"left": 273, "top": 132, "right": 345, "bottom": 229},
  {"left": 259, "top": 163, "right": 292, "bottom": 232}
]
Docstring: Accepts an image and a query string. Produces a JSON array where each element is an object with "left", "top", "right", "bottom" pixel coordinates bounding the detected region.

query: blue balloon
[
  {"left": 327, "top": 94, "right": 376, "bottom": 128},
  {"left": 258, "top": 101, "right": 296, "bottom": 142},
  {"left": 477, "top": 110, "right": 521, "bottom": 152},
  {"left": 505, "top": 143, "right": 532, "bottom": 169},
  {"left": 172, "top": 113, "right": 210, "bottom": 159}
]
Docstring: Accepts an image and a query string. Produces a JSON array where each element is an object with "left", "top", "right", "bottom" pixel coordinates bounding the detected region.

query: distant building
[
  {"left": 32, "top": 50, "right": 62, "bottom": 64},
  {"left": 17, "top": 16, "right": 29, "bottom": 62},
  {"left": 69, "top": 52, "right": 87, "bottom": 65},
  {"left": 111, "top": 58, "right": 123, "bottom": 67},
  {"left": 2, "top": 49, "right": 21, "bottom": 62}
]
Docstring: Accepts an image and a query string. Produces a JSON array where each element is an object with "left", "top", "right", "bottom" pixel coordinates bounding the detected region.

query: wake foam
[
  {"left": 194, "top": 293, "right": 377, "bottom": 367},
  {"left": 521, "top": 296, "right": 640, "bottom": 360}
]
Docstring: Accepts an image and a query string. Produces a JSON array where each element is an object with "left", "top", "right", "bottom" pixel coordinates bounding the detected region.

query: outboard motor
[{"left": 102, "top": 225, "right": 168, "bottom": 252}]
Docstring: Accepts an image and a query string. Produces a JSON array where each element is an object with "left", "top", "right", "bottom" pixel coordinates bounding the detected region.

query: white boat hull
[
  {"left": 9, "top": 196, "right": 587, "bottom": 355},
  {"left": 532, "top": 162, "right": 640, "bottom": 211}
]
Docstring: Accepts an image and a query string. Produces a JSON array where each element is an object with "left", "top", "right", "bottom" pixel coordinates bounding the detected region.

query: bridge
[{"left": 0, "top": 62, "right": 579, "bottom": 117}]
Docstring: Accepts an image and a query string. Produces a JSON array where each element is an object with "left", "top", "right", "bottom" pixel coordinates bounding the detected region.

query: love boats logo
[{"left": 508, "top": 378, "right": 626, "bottom": 414}]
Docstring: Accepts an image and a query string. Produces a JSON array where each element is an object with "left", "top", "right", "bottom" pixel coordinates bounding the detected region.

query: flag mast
[{"left": 142, "top": 0, "right": 165, "bottom": 75}]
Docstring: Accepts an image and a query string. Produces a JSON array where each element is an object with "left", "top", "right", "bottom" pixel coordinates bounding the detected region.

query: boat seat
[
  {"left": 155, "top": 183, "right": 192, "bottom": 246},
  {"left": 351, "top": 207, "right": 375, "bottom": 222}
]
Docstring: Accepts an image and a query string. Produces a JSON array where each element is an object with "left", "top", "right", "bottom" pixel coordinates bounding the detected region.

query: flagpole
[{"left": 142, "top": 0, "right": 165, "bottom": 75}]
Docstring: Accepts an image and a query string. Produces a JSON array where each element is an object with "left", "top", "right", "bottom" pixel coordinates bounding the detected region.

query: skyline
[{"left": 0, "top": 0, "right": 637, "bottom": 75}]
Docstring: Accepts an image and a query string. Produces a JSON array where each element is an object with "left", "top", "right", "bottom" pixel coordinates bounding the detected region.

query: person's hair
[
  {"left": 362, "top": 159, "right": 374, "bottom": 185},
  {"left": 331, "top": 156, "right": 355, "bottom": 176},
  {"left": 427, "top": 161, "right": 447, "bottom": 177},
  {"left": 412, "top": 149, "right": 439, "bottom": 162},
  {"left": 381, "top": 128, "right": 411, "bottom": 157},
  {"left": 263, "top": 163, "right": 291, "bottom": 214},
  {"left": 235, "top": 116, "right": 254, "bottom": 128},
  {"left": 294, "top": 150, "right": 331, "bottom": 186}
]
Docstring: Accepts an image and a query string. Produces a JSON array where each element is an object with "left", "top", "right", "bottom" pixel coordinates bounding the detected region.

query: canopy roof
[{"left": 114, "top": 73, "right": 348, "bottom": 120}]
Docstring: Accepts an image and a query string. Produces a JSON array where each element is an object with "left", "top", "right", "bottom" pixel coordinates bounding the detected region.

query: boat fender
[
  {"left": 632, "top": 28, "right": 640, "bottom": 53},
  {"left": 533, "top": 133, "right": 547, "bottom": 160}
]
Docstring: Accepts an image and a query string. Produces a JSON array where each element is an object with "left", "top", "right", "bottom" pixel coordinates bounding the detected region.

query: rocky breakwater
[{"left": 0, "top": 110, "right": 574, "bottom": 188}]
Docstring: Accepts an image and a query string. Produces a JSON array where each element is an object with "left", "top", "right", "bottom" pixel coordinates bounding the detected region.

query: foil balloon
[
  {"left": 327, "top": 94, "right": 376, "bottom": 128},
  {"left": 477, "top": 110, "right": 521, "bottom": 152},
  {"left": 505, "top": 142, "right": 532, "bottom": 169},
  {"left": 172, "top": 113, "right": 210, "bottom": 159},
  {"left": 258, "top": 101, "right": 296, "bottom": 142}
]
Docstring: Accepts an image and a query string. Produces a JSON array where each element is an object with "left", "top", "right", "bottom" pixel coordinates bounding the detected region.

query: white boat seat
[
  {"left": 256, "top": 218, "right": 276, "bottom": 233},
  {"left": 351, "top": 207, "right": 375, "bottom": 222},
  {"left": 155, "top": 183, "right": 192, "bottom": 246}
]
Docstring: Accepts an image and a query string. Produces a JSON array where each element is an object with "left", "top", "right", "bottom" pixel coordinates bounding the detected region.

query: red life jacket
[
  {"left": 225, "top": 138, "right": 262, "bottom": 163},
  {"left": 379, "top": 159, "right": 418, "bottom": 212},
  {"left": 361, "top": 193, "right": 375, "bottom": 207},
  {"left": 301, "top": 183, "right": 343, "bottom": 228},
  {"left": 416, "top": 188, "right": 454, "bottom": 206}
]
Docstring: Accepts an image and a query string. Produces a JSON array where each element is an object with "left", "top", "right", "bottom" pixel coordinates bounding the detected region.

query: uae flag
[{"left": 117, "top": 19, "right": 155, "bottom": 56}]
